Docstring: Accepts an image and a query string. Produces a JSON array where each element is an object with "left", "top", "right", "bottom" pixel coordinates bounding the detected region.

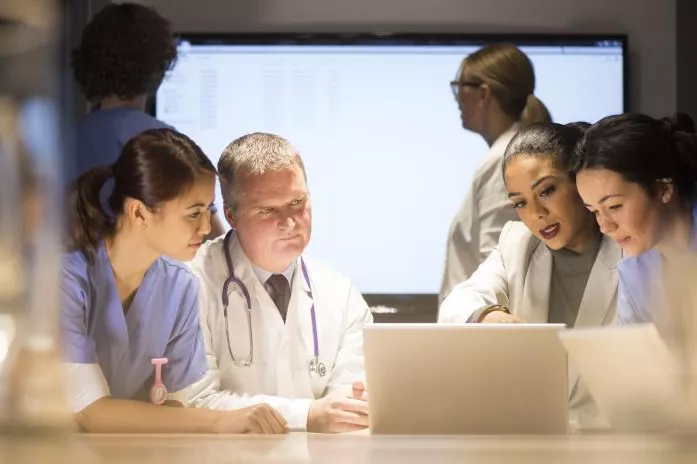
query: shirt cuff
[
  {"left": 64, "top": 362, "right": 109, "bottom": 413},
  {"left": 286, "top": 398, "right": 313, "bottom": 431},
  {"left": 468, "top": 305, "right": 509, "bottom": 323}
]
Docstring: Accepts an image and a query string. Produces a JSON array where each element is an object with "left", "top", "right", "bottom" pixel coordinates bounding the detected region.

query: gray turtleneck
[{"left": 547, "top": 235, "right": 602, "bottom": 327}]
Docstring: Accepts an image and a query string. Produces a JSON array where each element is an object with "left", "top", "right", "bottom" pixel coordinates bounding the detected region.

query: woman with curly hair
[
  {"left": 71, "top": 2, "right": 224, "bottom": 236},
  {"left": 71, "top": 3, "right": 175, "bottom": 176}
]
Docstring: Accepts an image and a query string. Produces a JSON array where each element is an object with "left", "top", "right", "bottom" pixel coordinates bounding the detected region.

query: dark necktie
[{"left": 265, "top": 274, "right": 291, "bottom": 321}]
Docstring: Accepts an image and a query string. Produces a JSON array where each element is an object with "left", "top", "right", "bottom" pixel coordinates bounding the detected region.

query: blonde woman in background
[{"left": 440, "top": 43, "right": 552, "bottom": 303}]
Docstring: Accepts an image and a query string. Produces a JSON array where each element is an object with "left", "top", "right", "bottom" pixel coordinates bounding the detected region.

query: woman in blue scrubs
[
  {"left": 61, "top": 128, "right": 287, "bottom": 433},
  {"left": 573, "top": 113, "right": 697, "bottom": 335}
]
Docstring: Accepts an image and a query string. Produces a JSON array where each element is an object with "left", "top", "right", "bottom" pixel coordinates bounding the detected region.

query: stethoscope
[{"left": 221, "top": 230, "right": 325, "bottom": 377}]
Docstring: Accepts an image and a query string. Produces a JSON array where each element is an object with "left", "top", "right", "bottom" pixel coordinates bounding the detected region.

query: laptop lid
[
  {"left": 364, "top": 323, "right": 568, "bottom": 435},
  {"left": 558, "top": 323, "right": 683, "bottom": 432}
]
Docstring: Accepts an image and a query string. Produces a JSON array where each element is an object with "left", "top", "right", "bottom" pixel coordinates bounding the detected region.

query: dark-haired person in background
[
  {"left": 61, "top": 128, "right": 286, "bottom": 434},
  {"left": 439, "top": 122, "right": 621, "bottom": 429},
  {"left": 70, "top": 2, "right": 224, "bottom": 236},
  {"left": 574, "top": 113, "right": 697, "bottom": 335}
]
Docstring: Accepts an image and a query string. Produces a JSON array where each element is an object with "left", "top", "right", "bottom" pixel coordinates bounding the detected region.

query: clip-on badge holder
[{"left": 150, "top": 358, "right": 168, "bottom": 405}]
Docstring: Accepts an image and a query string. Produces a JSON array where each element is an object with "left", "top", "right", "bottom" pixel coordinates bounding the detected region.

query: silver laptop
[
  {"left": 558, "top": 323, "right": 684, "bottom": 432},
  {"left": 363, "top": 323, "right": 569, "bottom": 435}
]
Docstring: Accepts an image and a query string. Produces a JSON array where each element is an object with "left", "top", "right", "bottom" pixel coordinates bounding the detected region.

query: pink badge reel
[{"left": 150, "top": 357, "right": 168, "bottom": 405}]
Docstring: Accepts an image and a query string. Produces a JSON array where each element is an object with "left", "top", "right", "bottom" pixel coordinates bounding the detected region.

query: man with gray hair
[{"left": 187, "top": 132, "right": 373, "bottom": 433}]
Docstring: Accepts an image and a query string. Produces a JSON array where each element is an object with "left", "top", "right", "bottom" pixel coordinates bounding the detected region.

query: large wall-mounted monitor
[{"left": 154, "top": 33, "right": 627, "bottom": 303}]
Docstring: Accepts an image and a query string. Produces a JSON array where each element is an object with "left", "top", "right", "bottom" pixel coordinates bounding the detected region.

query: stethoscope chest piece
[{"left": 309, "top": 358, "right": 326, "bottom": 377}]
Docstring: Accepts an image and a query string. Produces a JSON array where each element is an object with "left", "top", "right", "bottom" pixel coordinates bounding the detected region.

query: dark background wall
[{"left": 677, "top": 0, "right": 697, "bottom": 121}]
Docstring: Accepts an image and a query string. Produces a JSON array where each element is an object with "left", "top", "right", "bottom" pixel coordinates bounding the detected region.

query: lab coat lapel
[
  {"left": 284, "top": 258, "right": 315, "bottom": 397},
  {"left": 228, "top": 232, "right": 262, "bottom": 295},
  {"left": 521, "top": 243, "right": 552, "bottom": 323},
  {"left": 225, "top": 232, "right": 287, "bottom": 394},
  {"left": 228, "top": 232, "right": 281, "bottom": 333},
  {"left": 568, "top": 236, "right": 620, "bottom": 399}
]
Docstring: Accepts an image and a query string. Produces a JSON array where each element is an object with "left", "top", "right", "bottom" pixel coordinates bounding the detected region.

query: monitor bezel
[{"left": 149, "top": 32, "right": 629, "bottom": 114}]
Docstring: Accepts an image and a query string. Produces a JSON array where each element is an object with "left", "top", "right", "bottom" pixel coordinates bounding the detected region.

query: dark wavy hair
[
  {"left": 570, "top": 112, "right": 697, "bottom": 201},
  {"left": 66, "top": 129, "right": 216, "bottom": 261},
  {"left": 71, "top": 3, "right": 177, "bottom": 102}
]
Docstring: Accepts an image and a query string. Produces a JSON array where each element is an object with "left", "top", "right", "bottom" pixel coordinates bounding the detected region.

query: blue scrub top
[
  {"left": 72, "top": 107, "right": 172, "bottom": 181},
  {"left": 60, "top": 242, "right": 207, "bottom": 400},
  {"left": 617, "top": 203, "right": 697, "bottom": 326}
]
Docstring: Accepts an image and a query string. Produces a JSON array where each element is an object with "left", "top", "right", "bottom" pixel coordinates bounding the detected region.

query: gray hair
[{"left": 218, "top": 132, "right": 306, "bottom": 215}]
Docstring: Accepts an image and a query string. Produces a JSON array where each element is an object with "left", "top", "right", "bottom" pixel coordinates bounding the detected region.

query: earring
[
  {"left": 657, "top": 178, "right": 673, "bottom": 203},
  {"left": 142, "top": 222, "right": 147, "bottom": 229}
]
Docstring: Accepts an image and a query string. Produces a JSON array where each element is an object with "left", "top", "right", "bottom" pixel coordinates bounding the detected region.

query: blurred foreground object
[
  {"left": 673, "top": 253, "right": 697, "bottom": 433},
  {"left": 0, "top": 0, "right": 72, "bottom": 433}
]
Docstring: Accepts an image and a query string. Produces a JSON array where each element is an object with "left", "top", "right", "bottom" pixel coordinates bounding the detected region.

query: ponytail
[
  {"left": 519, "top": 94, "right": 552, "bottom": 127},
  {"left": 66, "top": 165, "right": 113, "bottom": 261},
  {"left": 461, "top": 44, "right": 547, "bottom": 126},
  {"left": 65, "top": 129, "right": 216, "bottom": 261},
  {"left": 662, "top": 112, "right": 696, "bottom": 134}
]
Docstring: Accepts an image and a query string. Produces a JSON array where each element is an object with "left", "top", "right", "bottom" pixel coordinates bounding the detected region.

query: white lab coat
[
  {"left": 185, "top": 232, "right": 373, "bottom": 430},
  {"left": 439, "top": 221, "right": 622, "bottom": 429},
  {"left": 440, "top": 123, "right": 521, "bottom": 303}
]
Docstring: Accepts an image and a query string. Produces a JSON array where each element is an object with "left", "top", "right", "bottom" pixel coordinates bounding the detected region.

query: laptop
[
  {"left": 558, "top": 323, "right": 685, "bottom": 432},
  {"left": 363, "top": 323, "right": 569, "bottom": 435}
]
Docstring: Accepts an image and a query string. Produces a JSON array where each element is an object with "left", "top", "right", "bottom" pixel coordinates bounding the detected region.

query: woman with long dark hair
[
  {"left": 61, "top": 128, "right": 286, "bottom": 433},
  {"left": 573, "top": 112, "right": 697, "bottom": 337}
]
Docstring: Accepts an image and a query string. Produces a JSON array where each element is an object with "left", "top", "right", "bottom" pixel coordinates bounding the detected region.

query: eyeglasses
[{"left": 449, "top": 80, "right": 482, "bottom": 98}]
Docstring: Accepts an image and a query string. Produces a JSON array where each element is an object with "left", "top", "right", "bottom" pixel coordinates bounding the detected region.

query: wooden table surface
[{"left": 3, "top": 432, "right": 697, "bottom": 463}]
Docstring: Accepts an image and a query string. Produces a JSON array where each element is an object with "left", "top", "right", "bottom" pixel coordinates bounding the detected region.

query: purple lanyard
[{"left": 300, "top": 258, "right": 320, "bottom": 360}]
